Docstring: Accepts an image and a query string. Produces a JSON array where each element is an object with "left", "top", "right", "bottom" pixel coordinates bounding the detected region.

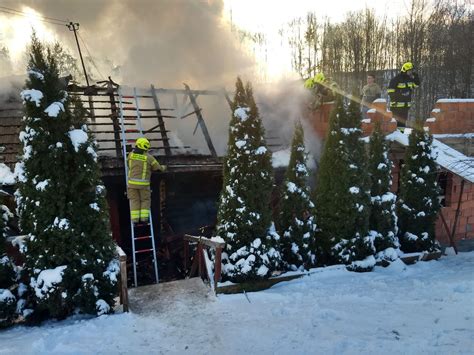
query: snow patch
[
  {"left": 69, "top": 129, "right": 88, "bottom": 152},
  {"left": 0, "top": 163, "right": 15, "bottom": 185},
  {"left": 234, "top": 107, "right": 250, "bottom": 121},
  {"left": 44, "top": 102, "right": 65, "bottom": 117},
  {"left": 96, "top": 299, "right": 110, "bottom": 316},
  {"left": 20, "top": 89, "right": 43, "bottom": 107},
  {"left": 31, "top": 265, "right": 67, "bottom": 299}
]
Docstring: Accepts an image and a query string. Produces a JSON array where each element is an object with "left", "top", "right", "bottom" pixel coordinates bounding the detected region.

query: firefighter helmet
[
  {"left": 314, "top": 72, "right": 326, "bottom": 83},
  {"left": 304, "top": 77, "right": 314, "bottom": 89},
  {"left": 401, "top": 62, "right": 414, "bottom": 72},
  {"left": 136, "top": 137, "right": 150, "bottom": 151}
]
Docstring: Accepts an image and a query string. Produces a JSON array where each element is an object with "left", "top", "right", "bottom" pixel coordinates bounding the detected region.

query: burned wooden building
[{"left": 0, "top": 78, "right": 239, "bottom": 285}]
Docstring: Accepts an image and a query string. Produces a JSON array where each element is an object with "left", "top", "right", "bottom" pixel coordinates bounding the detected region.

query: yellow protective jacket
[{"left": 127, "top": 149, "right": 165, "bottom": 189}]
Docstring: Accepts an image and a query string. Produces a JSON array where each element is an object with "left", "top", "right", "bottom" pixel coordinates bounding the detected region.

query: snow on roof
[
  {"left": 367, "top": 108, "right": 376, "bottom": 113},
  {"left": 373, "top": 98, "right": 386, "bottom": 103},
  {"left": 433, "top": 133, "right": 474, "bottom": 139},
  {"left": 386, "top": 130, "right": 474, "bottom": 183},
  {"left": 437, "top": 99, "right": 474, "bottom": 103}
]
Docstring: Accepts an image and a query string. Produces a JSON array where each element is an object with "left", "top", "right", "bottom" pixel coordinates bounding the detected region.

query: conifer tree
[
  {"left": 279, "top": 121, "right": 317, "bottom": 271},
  {"left": 315, "top": 95, "right": 374, "bottom": 270},
  {"left": 397, "top": 124, "right": 441, "bottom": 253},
  {"left": 368, "top": 122, "right": 399, "bottom": 262},
  {"left": 215, "top": 77, "right": 281, "bottom": 282},
  {"left": 0, "top": 197, "right": 16, "bottom": 328},
  {"left": 15, "top": 35, "right": 118, "bottom": 321}
]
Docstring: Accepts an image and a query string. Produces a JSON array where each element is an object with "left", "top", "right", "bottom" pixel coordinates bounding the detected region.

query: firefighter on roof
[
  {"left": 387, "top": 62, "right": 421, "bottom": 127},
  {"left": 304, "top": 72, "right": 339, "bottom": 110},
  {"left": 127, "top": 137, "right": 166, "bottom": 224}
]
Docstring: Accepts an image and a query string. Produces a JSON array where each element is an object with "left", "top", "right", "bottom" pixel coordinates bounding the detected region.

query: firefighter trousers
[
  {"left": 391, "top": 107, "right": 409, "bottom": 127},
  {"left": 127, "top": 187, "right": 151, "bottom": 223}
]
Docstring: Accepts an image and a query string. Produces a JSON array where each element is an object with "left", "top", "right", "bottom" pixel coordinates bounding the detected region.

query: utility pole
[{"left": 67, "top": 21, "right": 89, "bottom": 86}]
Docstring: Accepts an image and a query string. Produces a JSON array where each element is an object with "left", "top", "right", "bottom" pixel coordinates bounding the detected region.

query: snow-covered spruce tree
[
  {"left": 0, "top": 197, "right": 16, "bottom": 328},
  {"left": 314, "top": 95, "right": 375, "bottom": 270},
  {"left": 368, "top": 122, "right": 399, "bottom": 263},
  {"left": 397, "top": 123, "right": 441, "bottom": 253},
  {"left": 15, "top": 35, "right": 118, "bottom": 321},
  {"left": 215, "top": 77, "right": 281, "bottom": 282},
  {"left": 279, "top": 121, "right": 317, "bottom": 271}
]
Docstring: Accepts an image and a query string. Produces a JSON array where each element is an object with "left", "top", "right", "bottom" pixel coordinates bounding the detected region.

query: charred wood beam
[
  {"left": 154, "top": 88, "right": 232, "bottom": 96},
  {"left": 151, "top": 84, "right": 172, "bottom": 157},
  {"left": 87, "top": 122, "right": 134, "bottom": 126},
  {"left": 183, "top": 83, "right": 217, "bottom": 158}
]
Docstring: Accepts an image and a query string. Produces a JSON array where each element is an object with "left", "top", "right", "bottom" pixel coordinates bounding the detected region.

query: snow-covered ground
[{"left": 1, "top": 253, "right": 473, "bottom": 355}]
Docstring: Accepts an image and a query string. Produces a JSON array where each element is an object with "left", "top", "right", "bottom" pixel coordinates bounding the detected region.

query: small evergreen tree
[
  {"left": 215, "top": 77, "right": 281, "bottom": 282},
  {"left": 315, "top": 95, "right": 375, "bottom": 270},
  {"left": 15, "top": 35, "right": 118, "bottom": 321},
  {"left": 0, "top": 196, "right": 16, "bottom": 328},
  {"left": 279, "top": 121, "right": 317, "bottom": 271},
  {"left": 397, "top": 124, "right": 441, "bottom": 253},
  {"left": 368, "top": 122, "right": 399, "bottom": 263}
]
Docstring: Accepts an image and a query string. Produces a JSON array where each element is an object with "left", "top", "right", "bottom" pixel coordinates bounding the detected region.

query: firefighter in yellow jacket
[{"left": 127, "top": 137, "right": 166, "bottom": 224}]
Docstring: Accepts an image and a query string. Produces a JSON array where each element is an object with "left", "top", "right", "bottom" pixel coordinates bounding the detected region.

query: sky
[{"left": 0, "top": 0, "right": 413, "bottom": 84}]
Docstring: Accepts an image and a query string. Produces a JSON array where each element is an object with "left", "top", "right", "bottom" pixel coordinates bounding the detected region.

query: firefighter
[
  {"left": 127, "top": 137, "right": 166, "bottom": 224},
  {"left": 304, "top": 73, "right": 338, "bottom": 110},
  {"left": 387, "top": 62, "right": 421, "bottom": 127}
]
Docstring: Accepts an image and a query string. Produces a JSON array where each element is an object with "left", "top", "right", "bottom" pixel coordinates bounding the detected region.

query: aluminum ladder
[{"left": 118, "top": 86, "right": 159, "bottom": 287}]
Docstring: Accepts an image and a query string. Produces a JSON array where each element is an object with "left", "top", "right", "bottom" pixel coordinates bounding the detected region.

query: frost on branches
[
  {"left": 215, "top": 77, "right": 281, "bottom": 282},
  {"left": 315, "top": 95, "right": 375, "bottom": 271},
  {"left": 397, "top": 124, "right": 441, "bottom": 253},
  {"left": 15, "top": 35, "right": 118, "bottom": 322},
  {"left": 368, "top": 123, "right": 399, "bottom": 264},
  {"left": 279, "top": 121, "right": 317, "bottom": 271}
]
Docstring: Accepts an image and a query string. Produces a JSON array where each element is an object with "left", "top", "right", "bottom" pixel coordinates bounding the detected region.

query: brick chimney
[
  {"left": 424, "top": 99, "right": 474, "bottom": 134},
  {"left": 361, "top": 99, "right": 398, "bottom": 136}
]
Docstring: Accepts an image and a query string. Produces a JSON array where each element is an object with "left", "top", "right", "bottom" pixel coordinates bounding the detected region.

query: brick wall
[
  {"left": 424, "top": 99, "right": 474, "bottom": 134},
  {"left": 361, "top": 99, "right": 398, "bottom": 136},
  {"left": 305, "top": 102, "right": 334, "bottom": 139},
  {"left": 436, "top": 175, "right": 474, "bottom": 244}
]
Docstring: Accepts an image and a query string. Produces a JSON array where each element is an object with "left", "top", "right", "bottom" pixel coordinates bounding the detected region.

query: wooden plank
[
  {"left": 450, "top": 179, "right": 465, "bottom": 243},
  {"left": 183, "top": 83, "right": 217, "bottom": 158},
  {"left": 439, "top": 209, "right": 458, "bottom": 254},
  {"left": 214, "top": 247, "right": 222, "bottom": 286},
  {"left": 203, "top": 249, "right": 215, "bottom": 292},
  {"left": 150, "top": 84, "right": 172, "bottom": 157},
  {"left": 116, "top": 246, "right": 129, "bottom": 312},
  {"left": 183, "top": 234, "right": 225, "bottom": 248},
  {"left": 154, "top": 88, "right": 232, "bottom": 96}
]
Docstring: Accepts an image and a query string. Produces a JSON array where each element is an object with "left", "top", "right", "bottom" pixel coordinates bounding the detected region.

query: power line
[
  {"left": 77, "top": 31, "right": 106, "bottom": 81},
  {"left": 0, "top": 5, "right": 68, "bottom": 25},
  {"left": 0, "top": 8, "right": 67, "bottom": 27}
]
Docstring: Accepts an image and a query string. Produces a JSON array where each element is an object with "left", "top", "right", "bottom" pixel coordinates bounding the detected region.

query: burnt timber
[{"left": 1, "top": 79, "right": 231, "bottom": 285}]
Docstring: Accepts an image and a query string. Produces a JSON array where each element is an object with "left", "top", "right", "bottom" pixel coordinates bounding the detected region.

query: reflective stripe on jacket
[
  {"left": 387, "top": 71, "right": 420, "bottom": 108},
  {"left": 127, "top": 150, "right": 164, "bottom": 189}
]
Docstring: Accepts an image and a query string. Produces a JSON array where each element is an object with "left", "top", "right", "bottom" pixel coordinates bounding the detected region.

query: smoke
[
  {"left": 0, "top": 0, "right": 255, "bottom": 88},
  {"left": 255, "top": 78, "right": 322, "bottom": 159},
  {"left": 0, "top": 1, "right": 320, "bottom": 160}
]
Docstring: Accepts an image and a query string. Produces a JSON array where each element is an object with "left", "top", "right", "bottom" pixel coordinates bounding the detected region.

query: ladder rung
[
  {"left": 125, "top": 129, "right": 139, "bottom": 132},
  {"left": 134, "top": 236, "right": 151, "bottom": 241},
  {"left": 135, "top": 248, "right": 154, "bottom": 254}
]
